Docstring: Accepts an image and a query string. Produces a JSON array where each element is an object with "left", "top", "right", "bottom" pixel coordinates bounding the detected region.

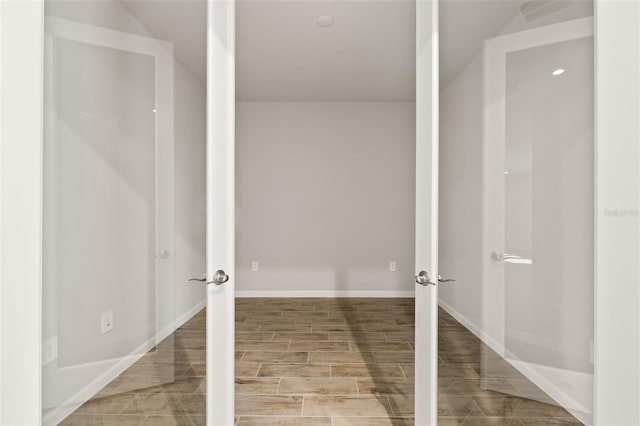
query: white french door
[
  {"left": 206, "top": 0, "right": 236, "bottom": 424},
  {"left": 204, "top": 0, "right": 440, "bottom": 424},
  {"left": 414, "top": 0, "right": 440, "bottom": 424},
  {"left": 482, "top": 17, "right": 595, "bottom": 424},
  {"left": 40, "top": 15, "right": 176, "bottom": 425}
]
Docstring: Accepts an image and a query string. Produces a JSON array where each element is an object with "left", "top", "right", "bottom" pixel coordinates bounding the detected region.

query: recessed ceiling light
[
  {"left": 552, "top": 69, "right": 565, "bottom": 76},
  {"left": 317, "top": 15, "right": 334, "bottom": 28},
  {"left": 504, "top": 171, "right": 510, "bottom": 175}
]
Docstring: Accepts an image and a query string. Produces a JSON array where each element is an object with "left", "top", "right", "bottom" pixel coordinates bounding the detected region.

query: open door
[
  {"left": 206, "top": 0, "right": 236, "bottom": 424},
  {"left": 40, "top": 6, "right": 177, "bottom": 423},
  {"left": 482, "top": 17, "right": 595, "bottom": 425},
  {"left": 414, "top": 0, "right": 439, "bottom": 423}
]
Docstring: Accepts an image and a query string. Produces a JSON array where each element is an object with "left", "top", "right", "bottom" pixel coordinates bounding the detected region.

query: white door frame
[
  {"left": 593, "top": 1, "right": 640, "bottom": 424},
  {"left": 0, "top": 1, "right": 44, "bottom": 424},
  {"left": 1, "top": 1, "right": 639, "bottom": 425}
]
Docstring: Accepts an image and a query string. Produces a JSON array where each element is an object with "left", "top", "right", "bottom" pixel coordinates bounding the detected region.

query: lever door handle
[
  {"left": 438, "top": 274, "right": 456, "bottom": 284},
  {"left": 491, "top": 251, "right": 532, "bottom": 265},
  {"left": 187, "top": 273, "right": 207, "bottom": 283},
  {"left": 415, "top": 270, "right": 436, "bottom": 286},
  {"left": 186, "top": 270, "right": 229, "bottom": 286},
  {"left": 155, "top": 249, "right": 171, "bottom": 259}
]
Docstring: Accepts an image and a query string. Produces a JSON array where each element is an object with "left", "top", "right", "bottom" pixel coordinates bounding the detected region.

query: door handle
[
  {"left": 415, "top": 270, "right": 436, "bottom": 286},
  {"left": 186, "top": 270, "right": 230, "bottom": 285},
  {"left": 155, "top": 249, "right": 171, "bottom": 259},
  {"left": 211, "top": 269, "right": 229, "bottom": 285},
  {"left": 187, "top": 273, "right": 207, "bottom": 283},
  {"left": 491, "top": 251, "right": 532, "bottom": 265},
  {"left": 437, "top": 274, "right": 456, "bottom": 284}
]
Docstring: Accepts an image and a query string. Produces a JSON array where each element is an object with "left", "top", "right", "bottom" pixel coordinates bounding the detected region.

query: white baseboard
[
  {"left": 437, "top": 298, "right": 505, "bottom": 353},
  {"left": 438, "top": 298, "right": 593, "bottom": 426},
  {"left": 236, "top": 290, "right": 415, "bottom": 298},
  {"left": 509, "top": 359, "right": 593, "bottom": 425},
  {"left": 437, "top": 298, "right": 484, "bottom": 339},
  {"left": 168, "top": 299, "right": 207, "bottom": 335},
  {"left": 43, "top": 299, "right": 206, "bottom": 426}
]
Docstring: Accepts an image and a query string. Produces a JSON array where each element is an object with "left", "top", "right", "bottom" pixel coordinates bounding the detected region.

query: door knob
[
  {"left": 211, "top": 269, "right": 229, "bottom": 285},
  {"left": 415, "top": 270, "right": 436, "bottom": 286},
  {"left": 186, "top": 270, "right": 230, "bottom": 285}
]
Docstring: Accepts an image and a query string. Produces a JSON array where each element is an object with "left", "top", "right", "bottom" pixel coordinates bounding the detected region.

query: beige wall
[{"left": 236, "top": 102, "right": 415, "bottom": 295}]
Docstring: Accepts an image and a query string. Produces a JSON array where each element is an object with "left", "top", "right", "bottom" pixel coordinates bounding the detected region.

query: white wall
[
  {"left": 41, "top": 1, "right": 206, "bottom": 422},
  {"left": 235, "top": 102, "right": 415, "bottom": 295},
  {"left": 439, "top": 56, "right": 484, "bottom": 327}
]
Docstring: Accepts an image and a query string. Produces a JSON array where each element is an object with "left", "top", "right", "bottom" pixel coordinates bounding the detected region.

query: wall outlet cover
[
  {"left": 101, "top": 310, "right": 113, "bottom": 334},
  {"left": 389, "top": 261, "right": 397, "bottom": 272},
  {"left": 251, "top": 261, "right": 259, "bottom": 272},
  {"left": 43, "top": 336, "right": 58, "bottom": 365}
]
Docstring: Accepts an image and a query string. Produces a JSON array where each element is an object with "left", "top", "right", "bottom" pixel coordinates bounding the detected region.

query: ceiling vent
[{"left": 516, "top": 0, "right": 574, "bottom": 23}]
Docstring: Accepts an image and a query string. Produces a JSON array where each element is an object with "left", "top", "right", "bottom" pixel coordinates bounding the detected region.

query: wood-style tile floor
[{"left": 61, "top": 298, "right": 583, "bottom": 425}]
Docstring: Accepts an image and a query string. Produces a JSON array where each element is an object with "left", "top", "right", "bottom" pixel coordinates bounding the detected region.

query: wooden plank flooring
[{"left": 60, "top": 298, "right": 583, "bottom": 425}]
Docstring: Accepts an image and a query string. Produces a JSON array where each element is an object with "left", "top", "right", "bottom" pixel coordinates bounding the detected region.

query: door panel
[
  {"left": 206, "top": 0, "right": 235, "bottom": 424},
  {"left": 415, "top": 0, "right": 439, "bottom": 423},
  {"left": 41, "top": 7, "right": 175, "bottom": 424},
  {"left": 483, "top": 17, "right": 595, "bottom": 425}
]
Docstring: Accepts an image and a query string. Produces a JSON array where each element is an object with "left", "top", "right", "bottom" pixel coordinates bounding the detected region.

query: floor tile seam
[
  {"left": 192, "top": 377, "right": 206, "bottom": 395},
  {"left": 235, "top": 414, "right": 335, "bottom": 418},
  {"left": 399, "top": 364, "right": 408, "bottom": 378},
  {"left": 384, "top": 394, "right": 396, "bottom": 416},
  {"left": 468, "top": 395, "right": 496, "bottom": 418},
  {"left": 117, "top": 393, "right": 140, "bottom": 415},
  {"left": 255, "top": 363, "right": 264, "bottom": 377},
  {"left": 239, "top": 392, "right": 372, "bottom": 397}
]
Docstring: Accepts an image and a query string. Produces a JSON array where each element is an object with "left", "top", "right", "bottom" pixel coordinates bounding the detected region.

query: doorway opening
[
  {"left": 41, "top": 0, "right": 595, "bottom": 425},
  {"left": 233, "top": 1, "right": 418, "bottom": 422}
]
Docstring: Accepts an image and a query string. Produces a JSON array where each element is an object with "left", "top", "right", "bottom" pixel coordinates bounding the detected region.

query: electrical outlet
[
  {"left": 43, "top": 336, "right": 58, "bottom": 365},
  {"left": 101, "top": 311, "right": 113, "bottom": 334},
  {"left": 251, "top": 261, "right": 259, "bottom": 272},
  {"left": 389, "top": 261, "right": 397, "bottom": 272}
]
